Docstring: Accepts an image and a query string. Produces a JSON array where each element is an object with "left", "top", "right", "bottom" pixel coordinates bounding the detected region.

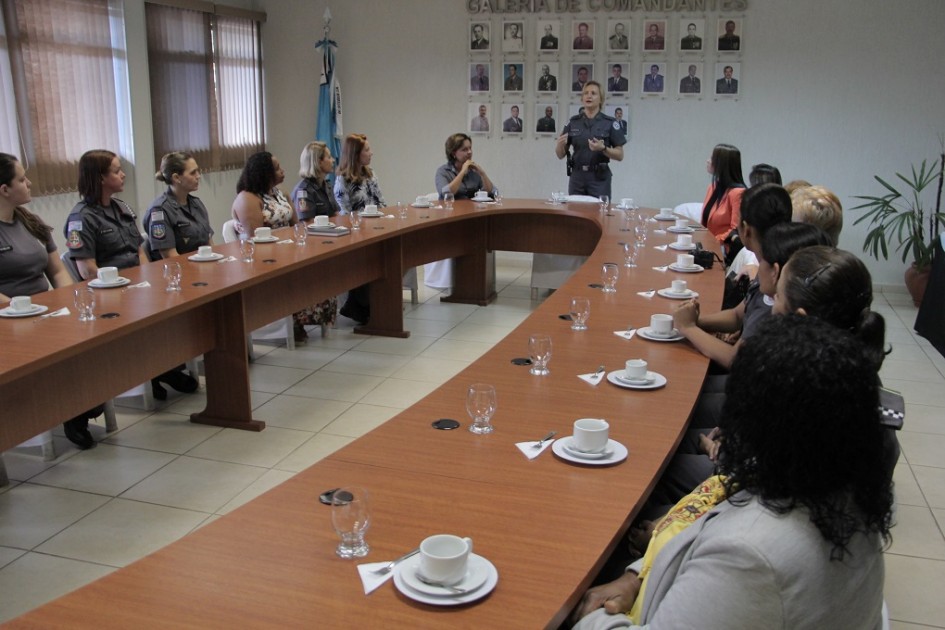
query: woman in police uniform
[
  {"left": 291, "top": 141, "right": 340, "bottom": 221},
  {"left": 144, "top": 152, "right": 214, "bottom": 260},
  {"left": 554, "top": 81, "right": 626, "bottom": 198},
  {"left": 65, "top": 149, "right": 197, "bottom": 401}
]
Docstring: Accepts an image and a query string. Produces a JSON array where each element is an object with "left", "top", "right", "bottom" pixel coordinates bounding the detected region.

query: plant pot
[{"left": 905, "top": 264, "right": 931, "bottom": 307}]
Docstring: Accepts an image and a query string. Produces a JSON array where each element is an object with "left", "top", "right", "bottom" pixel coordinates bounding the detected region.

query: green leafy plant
[{"left": 851, "top": 158, "right": 945, "bottom": 271}]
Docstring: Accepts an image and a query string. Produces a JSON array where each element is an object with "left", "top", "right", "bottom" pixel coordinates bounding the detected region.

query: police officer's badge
[
  {"left": 151, "top": 223, "right": 167, "bottom": 239},
  {"left": 67, "top": 221, "right": 83, "bottom": 249}
]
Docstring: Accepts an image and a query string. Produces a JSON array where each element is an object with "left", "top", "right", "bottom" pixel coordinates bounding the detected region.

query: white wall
[{"left": 259, "top": 0, "right": 945, "bottom": 288}]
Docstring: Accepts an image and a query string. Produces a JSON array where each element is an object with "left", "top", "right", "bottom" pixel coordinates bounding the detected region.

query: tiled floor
[{"left": 1, "top": 253, "right": 943, "bottom": 626}]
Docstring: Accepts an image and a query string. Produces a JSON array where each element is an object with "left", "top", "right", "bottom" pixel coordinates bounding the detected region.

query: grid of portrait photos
[{"left": 467, "top": 14, "right": 745, "bottom": 137}]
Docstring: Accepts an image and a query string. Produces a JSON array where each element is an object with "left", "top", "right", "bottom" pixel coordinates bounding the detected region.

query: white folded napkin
[
  {"left": 356, "top": 562, "right": 396, "bottom": 595},
  {"left": 128, "top": 281, "right": 151, "bottom": 289},
  {"left": 515, "top": 440, "right": 555, "bottom": 459},
  {"left": 276, "top": 239, "right": 294, "bottom": 244},
  {"left": 614, "top": 329, "right": 637, "bottom": 340},
  {"left": 652, "top": 265, "right": 668, "bottom": 272},
  {"left": 577, "top": 371, "right": 605, "bottom": 386},
  {"left": 652, "top": 229, "right": 667, "bottom": 235},
  {"left": 654, "top": 245, "right": 668, "bottom": 252},
  {"left": 217, "top": 256, "right": 237, "bottom": 263},
  {"left": 37, "top": 307, "right": 71, "bottom": 320},
  {"left": 637, "top": 290, "right": 656, "bottom": 298}
]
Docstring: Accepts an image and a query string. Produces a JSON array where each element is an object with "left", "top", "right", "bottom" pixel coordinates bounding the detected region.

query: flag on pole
[{"left": 316, "top": 28, "right": 342, "bottom": 163}]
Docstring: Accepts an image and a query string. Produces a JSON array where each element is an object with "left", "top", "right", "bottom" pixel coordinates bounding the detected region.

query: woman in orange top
[{"left": 701, "top": 143, "right": 746, "bottom": 255}]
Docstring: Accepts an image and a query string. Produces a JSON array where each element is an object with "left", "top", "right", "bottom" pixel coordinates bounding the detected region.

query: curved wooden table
[{"left": 4, "top": 200, "right": 723, "bottom": 628}]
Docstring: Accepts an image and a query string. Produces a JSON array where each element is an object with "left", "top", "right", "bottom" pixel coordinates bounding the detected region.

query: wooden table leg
[{"left": 354, "top": 239, "right": 410, "bottom": 338}]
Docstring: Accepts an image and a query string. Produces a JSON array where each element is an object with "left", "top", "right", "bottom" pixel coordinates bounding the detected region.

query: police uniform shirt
[
  {"left": 434, "top": 162, "right": 488, "bottom": 200},
  {"left": 0, "top": 215, "right": 56, "bottom": 298},
  {"left": 64, "top": 198, "right": 144, "bottom": 270},
  {"left": 292, "top": 177, "right": 341, "bottom": 221},
  {"left": 564, "top": 111, "right": 627, "bottom": 169},
  {"left": 144, "top": 188, "right": 213, "bottom": 256}
]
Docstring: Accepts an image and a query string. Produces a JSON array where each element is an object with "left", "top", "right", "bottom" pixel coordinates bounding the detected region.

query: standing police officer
[{"left": 554, "top": 81, "right": 625, "bottom": 197}]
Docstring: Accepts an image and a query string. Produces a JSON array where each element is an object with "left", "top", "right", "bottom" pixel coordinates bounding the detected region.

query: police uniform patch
[
  {"left": 613, "top": 121, "right": 620, "bottom": 130},
  {"left": 151, "top": 223, "right": 167, "bottom": 239},
  {"left": 67, "top": 230, "right": 82, "bottom": 249},
  {"left": 151, "top": 210, "right": 165, "bottom": 222}
]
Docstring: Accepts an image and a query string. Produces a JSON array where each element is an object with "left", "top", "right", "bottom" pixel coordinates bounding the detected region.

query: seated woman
[
  {"left": 791, "top": 184, "right": 843, "bottom": 245},
  {"left": 144, "top": 152, "right": 213, "bottom": 260},
  {"left": 1, "top": 153, "right": 103, "bottom": 449},
  {"left": 701, "top": 143, "right": 746, "bottom": 260},
  {"left": 291, "top": 141, "right": 341, "bottom": 221},
  {"left": 333, "top": 134, "right": 385, "bottom": 324},
  {"left": 66, "top": 150, "right": 197, "bottom": 402},
  {"left": 233, "top": 151, "right": 334, "bottom": 342},
  {"left": 434, "top": 133, "right": 496, "bottom": 200},
  {"left": 726, "top": 163, "right": 784, "bottom": 287},
  {"left": 573, "top": 315, "right": 892, "bottom": 629}
]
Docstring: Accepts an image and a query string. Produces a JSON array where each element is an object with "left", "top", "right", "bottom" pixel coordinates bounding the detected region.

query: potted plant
[{"left": 851, "top": 150, "right": 945, "bottom": 306}]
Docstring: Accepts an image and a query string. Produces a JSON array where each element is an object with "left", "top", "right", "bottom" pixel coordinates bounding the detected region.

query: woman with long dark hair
[{"left": 701, "top": 143, "right": 746, "bottom": 253}]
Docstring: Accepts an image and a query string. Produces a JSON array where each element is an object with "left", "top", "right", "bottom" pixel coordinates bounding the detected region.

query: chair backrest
[
  {"left": 60, "top": 252, "right": 82, "bottom": 283},
  {"left": 221, "top": 219, "right": 240, "bottom": 243},
  {"left": 674, "top": 202, "right": 703, "bottom": 222}
]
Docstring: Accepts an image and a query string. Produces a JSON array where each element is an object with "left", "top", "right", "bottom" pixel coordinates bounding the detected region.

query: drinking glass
[
  {"left": 74, "top": 287, "right": 95, "bottom": 322},
  {"left": 331, "top": 486, "right": 371, "bottom": 558},
  {"left": 569, "top": 297, "right": 590, "bottom": 331},
  {"left": 634, "top": 215, "right": 648, "bottom": 245},
  {"left": 466, "top": 383, "right": 497, "bottom": 434},
  {"left": 528, "top": 334, "right": 552, "bottom": 376},
  {"left": 397, "top": 201, "right": 408, "bottom": 220},
  {"left": 599, "top": 195, "right": 610, "bottom": 212},
  {"left": 601, "top": 263, "right": 619, "bottom": 293},
  {"left": 623, "top": 241, "right": 640, "bottom": 268},
  {"left": 293, "top": 221, "right": 308, "bottom": 246},
  {"left": 349, "top": 210, "right": 362, "bottom": 230},
  {"left": 238, "top": 236, "right": 255, "bottom": 262},
  {"left": 443, "top": 192, "right": 455, "bottom": 211},
  {"left": 163, "top": 261, "right": 182, "bottom": 292},
  {"left": 493, "top": 191, "right": 502, "bottom": 205}
]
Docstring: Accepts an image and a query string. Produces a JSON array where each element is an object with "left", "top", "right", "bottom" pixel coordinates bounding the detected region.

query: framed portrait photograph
[
  {"left": 714, "top": 62, "right": 741, "bottom": 95},
  {"left": 535, "top": 61, "right": 559, "bottom": 93},
  {"left": 570, "top": 62, "right": 595, "bottom": 93},
  {"left": 469, "top": 102, "right": 491, "bottom": 134},
  {"left": 535, "top": 103, "right": 557, "bottom": 134},
  {"left": 606, "top": 19, "right": 630, "bottom": 52},
  {"left": 642, "top": 20, "right": 666, "bottom": 52},
  {"left": 501, "top": 103, "right": 525, "bottom": 134},
  {"left": 469, "top": 22, "right": 491, "bottom": 52},
  {"left": 641, "top": 62, "right": 666, "bottom": 95},
  {"left": 468, "top": 62, "right": 491, "bottom": 94},
  {"left": 502, "top": 62, "right": 524, "bottom": 92},
  {"left": 717, "top": 17, "right": 742, "bottom": 52},
  {"left": 536, "top": 19, "right": 560, "bottom": 52},
  {"left": 571, "top": 19, "right": 595, "bottom": 52},
  {"left": 677, "top": 61, "right": 703, "bottom": 96},
  {"left": 502, "top": 20, "right": 525, "bottom": 53},
  {"left": 678, "top": 18, "right": 705, "bottom": 52},
  {"left": 604, "top": 104, "right": 629, "bottom": 141},
  {"left": 605, "top": 61, "right": 629, "bottom": 94}
]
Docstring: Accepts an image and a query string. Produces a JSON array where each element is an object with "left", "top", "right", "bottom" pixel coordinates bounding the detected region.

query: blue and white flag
[{"left": 316, "top": 36, "right": 342, "bottom": 162}]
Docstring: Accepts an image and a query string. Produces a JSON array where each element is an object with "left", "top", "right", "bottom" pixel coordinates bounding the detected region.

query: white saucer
[
  {"left": 252, "top": 236, "right": 279, "bottom": 243},
  {"left": 188, "top": 253, "right": 224, "bottom": 262},
  {"left": 89, "top": 277, "right": 130, "bottom": 288},
  {"left": 359, "top": 212, "right": 385, "bottom": 218},
  {"left": 614, "top": 371, "right": 658, "bottom": 386},
  {"left": 668, "top": 263, "right": 704, "bottom": 274},
  {"left": 636, "top": 326, "right": 685, "bottom": 342},
  {"left": 657, "top": 288, "right": 699, "bottom": 300},
  {"left": 472, "top": 197, "right": 491, "bottom": 203},
  {"left": 608, "top": 370, "right": 667, "bottom": 390},
  {"left": 394, "top": 553, "right": 498, "bottom": 605},
  {"left": 0, "top": 304, "right": 49, "bottom": 318},
  {"left": 552, "top": 437, "right": 628, "bottom": 465},
  {"left": 562, "top": 437, "right": 615, "bottom": 460},
  {"left": 654, "top": 214, "right": 675, "bottom": 221},
  {"left": 667, "top": 226, "right": 694, "bottom": 234},
  {"left": 669, "top": 242, "right": 696, "bottom": 251},
  {"left": 307, "top": 222, "right": 336, "bottom": 229}
]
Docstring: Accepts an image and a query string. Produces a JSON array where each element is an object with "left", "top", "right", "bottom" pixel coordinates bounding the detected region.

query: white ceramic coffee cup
[
  {"left": 676, "top": 233, "right": 693, "bottom": 247},
  {"left": 659, "top": 207, "right": 672, "bottom": 216},
  {"left": 672, "top": 279, "right": 688, "bottom": 293},
  {"left": 415, "top": 195, "right": 427, "bottom": 205},
  {"left": 197, "top": 245, "right": 213, "bottom": 257},
  {"left": 254, "top": 227, "right": 271, "bottom": 240},
  {"left": 364, "top": 204, "right": 378, "bottom": 215},
  {"left": 97, "top": 266, "right": 118, "bottom": 283},
  {"left": 572, "top": 418, "right": 610, "bottom": 453},
  {"left": 314, "top": 215, "right": 330, "bottom": 227},
  {"left": 650, "top": 313, "right": 674, "bottom": 337},
  {"left": 677, "top": 253, "right": 695, "bottom": 268},
  {"left": 624, "top": 359, "right": 648, "bottom": 381},
  {"left": 474, "top": 190, "right": 489, "bottom": 200},
  {"left": 419, "top": 534, "right": 473, "bottom": 585},
  {"left": 621, "top": 198, "right": 633, "bottom": 208},
  {"left": 675, "top": 218, "right": 689, "bottom": 230},
  {"left": 10, "top": 295, "right": 32, "bottom": 312}
]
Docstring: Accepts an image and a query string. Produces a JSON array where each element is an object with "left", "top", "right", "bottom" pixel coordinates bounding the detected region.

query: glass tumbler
[
  {"left": 74, "top": 287, "right": 95, "bottom": 321},
  {"left": 443, "top": 192, "right": 455, "bottom": 211},
  {"left": 293, "top": 221, "right": 308, "bottom": 246},
  {"left": 349, "top": 210, "right": 362, "bottom": 230},
  {"left": 331, "top": 486, "right": 371, "bottom": 559},
  {"left": 528, "top": 334, "right": 553, "bottom": 376},
  {"left": 163, "top": 261, "right": 182, "bottom": 292},
  {"left": 466, "top": 383, "right": 497, "bottom": 434},
  {"left": 238, "top": 236, "right": 255, "bottom": 262},
  {"left": 601, "top": 263, "right": 619, "bottom": 293},
  {"left": 599, "top": 194, "right": 610, "bottom": 212},
  {"left": 623, "top": 241, "right": 640, "bottom": 268},
  {"left": 570, "top": 297, "right": 590, "bottom": 331}
]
